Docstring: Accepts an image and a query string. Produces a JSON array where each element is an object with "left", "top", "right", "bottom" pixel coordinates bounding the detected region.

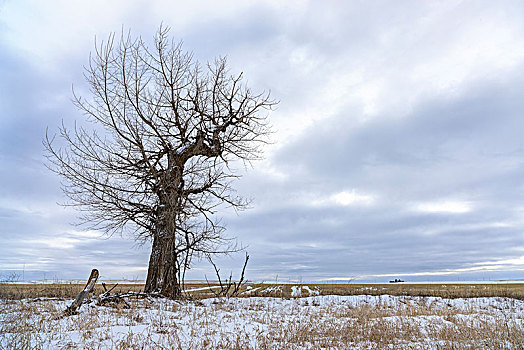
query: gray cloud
[
  {"left": 226, "top": 70, "right": 524, "bottom": 281},
  {"left": 1, "top": 0, "right": 523, "bottom": 282}
]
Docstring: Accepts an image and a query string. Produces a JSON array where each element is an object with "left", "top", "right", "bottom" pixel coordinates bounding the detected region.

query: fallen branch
[
  {"left": 100, "top": 282, "right": 119, "bottom": 298},
  {"left": 96, "top": 291, "right": 166, "bottom": 308}
]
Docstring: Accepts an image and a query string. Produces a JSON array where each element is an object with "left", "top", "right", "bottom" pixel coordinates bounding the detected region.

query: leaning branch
[{"left": 64, "top": 269, "right": 99, "bottom": 315}]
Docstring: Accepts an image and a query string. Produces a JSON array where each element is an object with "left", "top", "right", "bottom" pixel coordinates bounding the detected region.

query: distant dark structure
[{"left": 389, "top": 279, "right": 405, "bottom": 283}]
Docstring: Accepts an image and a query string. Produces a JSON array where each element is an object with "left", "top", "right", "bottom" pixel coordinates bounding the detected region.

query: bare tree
[{"left": 44, "top": 26, "right": 275, "bottom": 299}]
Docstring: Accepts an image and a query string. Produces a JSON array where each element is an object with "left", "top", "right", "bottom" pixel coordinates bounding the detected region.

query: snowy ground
[{"left": 1, "top": 292, "right": 523, "bottom": 349}]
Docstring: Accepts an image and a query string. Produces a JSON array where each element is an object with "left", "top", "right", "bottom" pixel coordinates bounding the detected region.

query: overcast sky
[{"left": 1, "top": 0, "right": 523, "bottom": 282}]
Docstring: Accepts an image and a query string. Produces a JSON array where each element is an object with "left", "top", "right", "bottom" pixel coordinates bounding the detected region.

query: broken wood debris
[{"left": 64, "top": 269, "right": 99, "bottom": 315}]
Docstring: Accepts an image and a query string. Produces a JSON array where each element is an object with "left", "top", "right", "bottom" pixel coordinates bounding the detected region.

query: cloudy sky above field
[{"left": 1, "top": 0, "right": 524, "bottom": 282}]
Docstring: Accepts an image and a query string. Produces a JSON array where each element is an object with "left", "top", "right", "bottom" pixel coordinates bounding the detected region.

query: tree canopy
[{"left": 45, "top": 26, "right": 276, "bottom": 297}]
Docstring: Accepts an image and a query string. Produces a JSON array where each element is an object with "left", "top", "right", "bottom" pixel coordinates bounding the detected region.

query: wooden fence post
[{"left": 64, "top": 269, "right": 99, "bottom": 315}]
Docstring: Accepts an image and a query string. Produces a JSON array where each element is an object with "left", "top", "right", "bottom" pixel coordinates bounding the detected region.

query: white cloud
[
  {"left": 67, "top": 230, "right": 104, "bottom": 239},
  {"left": 332, "top": 191, "right": 374, "bottom": 206},
  {"left": 421, "top": 221, "right": 513, "bottom": 236},
  {"left": 31, "top": 237, "right": 80, "bottom": 250},
  {"left": 312, "top": 190, "right": 375, "bottom": 207},
  {"left": 471, "top": 255, "right": 524, "bottom": 268},
  {"left": 414, "top": 200, "right": 472, "bottom": 214}
]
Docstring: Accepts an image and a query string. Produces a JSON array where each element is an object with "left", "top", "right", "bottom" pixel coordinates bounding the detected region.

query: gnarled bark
[{"left": 144, "top": 231, "right": 181, "bottom": 298}]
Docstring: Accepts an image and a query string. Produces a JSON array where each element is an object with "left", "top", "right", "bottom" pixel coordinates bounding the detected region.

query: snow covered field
[{"left": 1, "top": 292, "right": 522, "bottom": 349}]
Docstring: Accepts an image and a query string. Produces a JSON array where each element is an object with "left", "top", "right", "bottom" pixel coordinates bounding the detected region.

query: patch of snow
[
  {"left": 1, "top": 295, "right": 522, "bottom": 349},
  {"left": 260, "top": 286, "right": 282, "bottom": 294},
  {"left": 302, "top": 285, "right": 320, "bottom": 296},
  {"left": 175, "top": 143, "right": 191, "bottom": 154},
  {"left": 291, "top": 286, "right": 301, "bottom": 297},
  {"left": 240, "top": 287, "right": 262, "bottom": 295},
  {"left": 182, "top": 285, "right": 220, "bottom": 293}
]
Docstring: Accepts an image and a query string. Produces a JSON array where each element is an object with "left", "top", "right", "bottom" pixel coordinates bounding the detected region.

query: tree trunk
[
  {"left": 144, "top": 235, "right": 161, "bottom": 293},
  {"left": 144, "top": 209, "right": 181, "bottom": 298},
  {"left": 144, "top": 155, "right": 183, "bottom": 299},
  {"left": 144, "top": 230, "right": 182, "bottom": 298}
]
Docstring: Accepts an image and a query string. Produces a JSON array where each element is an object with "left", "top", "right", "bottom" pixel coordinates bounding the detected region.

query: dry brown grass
[
  {"left": 1, "top": 281, "right": 523, "bottom": 300},
  {"left": 306, "top": 282, "right": 524, "bottom": 300},
  {"left": 0, "top": 282, "right": 218, "bottom": 300},
  {"left": 213, "top": 282, "right": 524, "bottom": 300},
  {"left": 0, "top": 283, "right": 143, "bottom": 300}
]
